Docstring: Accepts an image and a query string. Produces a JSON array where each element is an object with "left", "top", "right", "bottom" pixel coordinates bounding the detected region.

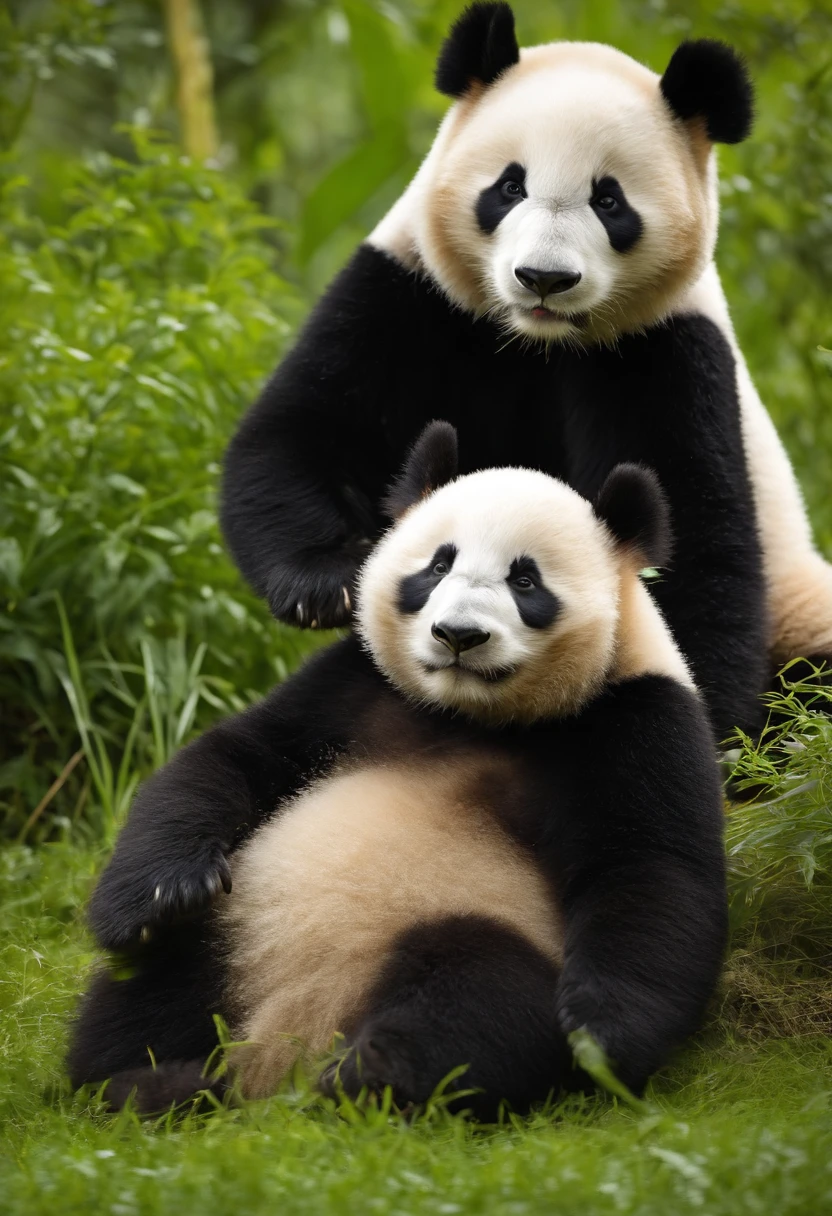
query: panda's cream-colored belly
[{"left": 222, "top": 762, "right": 562, "bottom": 1098}]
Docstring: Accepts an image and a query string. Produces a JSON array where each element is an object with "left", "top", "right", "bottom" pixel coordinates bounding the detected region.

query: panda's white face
[
  {"left": 356, "top": 467, "right": 623, "bottom": 723},
  {"left": 373, "top": 43, "right": 716, "bottom": 346}
]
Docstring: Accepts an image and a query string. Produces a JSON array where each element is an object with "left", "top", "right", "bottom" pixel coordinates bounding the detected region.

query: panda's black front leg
[
  {"left": 544, "top": 675, "right": 728, "bottom": 1094},
  {"left": 89, "top": 640, "right": 372, "bottom": 951},
  {"left": 554, "top": 855, "right": 726, "bottom": 1093}
]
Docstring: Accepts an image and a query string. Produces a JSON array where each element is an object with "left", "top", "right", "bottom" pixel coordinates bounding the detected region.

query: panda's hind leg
[
  {"left": 67, "top": 922, "right": 225, "bottom": 1111},
  {"left": 319, "top": 915, "right": 570, "bottom": 1120}
]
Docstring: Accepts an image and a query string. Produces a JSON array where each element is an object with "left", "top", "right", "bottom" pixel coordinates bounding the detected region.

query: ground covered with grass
[{"left": 2, "top": 681, "right": 832, "bottom": 1216}]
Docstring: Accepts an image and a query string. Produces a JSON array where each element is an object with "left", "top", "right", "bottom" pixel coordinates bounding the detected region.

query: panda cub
[{"left": 69, "top": 423, "right": 726, "bottom": 1118}]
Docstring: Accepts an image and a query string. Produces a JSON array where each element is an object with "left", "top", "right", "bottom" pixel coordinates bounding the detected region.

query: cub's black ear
[
  {"left": 383, "top": 421, "right": 459, "bottom": 519},
  {"left": 435, "top": 2, "right": 519, "bottom": 98},
  {"left": 660, "top": 40, "right": 754, "bottom": 144},
  {"left": 595, "top": 464, "right": 672, "bottom": 567}
]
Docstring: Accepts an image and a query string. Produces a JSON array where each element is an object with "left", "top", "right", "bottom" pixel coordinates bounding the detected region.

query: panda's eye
[
  {"left": 433, "top": 562, "right": 449, "bottom": 576},
  {"left": 512, "top": 575, "right": 534, "bottom": 591},
  {"left": 501, "top": 179, "right": 525, "bottom": 200},
  {"left": 594, "top": 195, "right": 618, "bottom": 211}
]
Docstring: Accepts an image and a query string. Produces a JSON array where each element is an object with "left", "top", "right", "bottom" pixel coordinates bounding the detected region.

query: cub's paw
[
  {"left": 555, "top": 972, "right": 611, "bottom": 1042},
  {"left": 318, "top": 1027, "right": 425, "bottom": 1109},
  {"left": 556, "top": 972, "right": 653, "bottom": 1096},
  {"left": 88, "top": 845, "right": 232, "bottom": 951}
]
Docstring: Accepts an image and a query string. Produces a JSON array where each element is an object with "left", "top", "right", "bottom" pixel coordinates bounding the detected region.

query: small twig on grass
[{"left": 17, "top": 749, "right": 85, "bottom": 842}]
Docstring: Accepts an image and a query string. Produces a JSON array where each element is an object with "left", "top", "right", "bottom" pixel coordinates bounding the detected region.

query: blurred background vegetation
[{"left": 1, "top": 0, "right": 830, "bottom": 853}]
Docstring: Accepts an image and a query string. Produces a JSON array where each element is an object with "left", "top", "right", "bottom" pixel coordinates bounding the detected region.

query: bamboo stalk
[{"left": 162, "top": 0, "right": 219, "bottom": 161}]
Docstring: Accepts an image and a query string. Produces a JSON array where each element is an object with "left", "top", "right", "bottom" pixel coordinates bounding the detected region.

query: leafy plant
[{"left": 0, "top": 129, "right": 321, "bottom": 838}]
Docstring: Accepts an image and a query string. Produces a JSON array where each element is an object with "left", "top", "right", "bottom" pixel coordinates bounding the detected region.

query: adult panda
[
  {"left": 69, "top": 424, "right": 726, "bottom": 1117},
  {"left": 221, "top": 2, "right": 832, "bottom": 742}
]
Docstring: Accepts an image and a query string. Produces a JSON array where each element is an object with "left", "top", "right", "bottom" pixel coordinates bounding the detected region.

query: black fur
[
  {"left": 398, "top": 543, "right": 458, "bottom": 615},
  {"left": 434, "top": 2, "right": 519, "bottom": 98},
  {"left": 660, "top": 40, "right": 754, "bottom": 145},
  {"left": 70, "top": 636, "right": 727, "bottom": 1111},
  {"left": 557, "top": 316, "right": 768, "bottom": 740},
  {"left": 507, "top": 557, "right": 560, "bottom": 629},
  {"left": 476, "top": 163, "right": 526, "bottom": 235},
  {"left": 221, "top": 243, "right": 767, "bottom": 741},
  {"left": 319, "top": 915, "right": 571, "bottom": 1119},
  {"left": 383, "top": 419, "right": 458, "bottom": 519},
  {"left": 595, "top": 464, "right": 672, "bottom": 566},
  {"left": 590, "top": 176, "right": 643, "bottom": 254}
]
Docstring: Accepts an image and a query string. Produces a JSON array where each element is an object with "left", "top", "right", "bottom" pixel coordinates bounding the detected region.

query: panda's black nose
[
  {"left": 432, "top": 623, "right": 491, "bottom": 655},
  {"left": 515, "top": 267, "right": 582, "bottom": 298}
]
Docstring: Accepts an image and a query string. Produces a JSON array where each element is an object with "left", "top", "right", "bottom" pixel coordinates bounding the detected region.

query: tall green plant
[{"left": 0, "top": 131, "right": 320, "bottom": 837}]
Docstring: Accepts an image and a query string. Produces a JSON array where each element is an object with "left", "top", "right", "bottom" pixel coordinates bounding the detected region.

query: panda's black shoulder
[
  {"left": 258, "top": 634, "right": 391, "bottom": 738},
  {"left": 295, "top": 244, "right": 465, "bottom": 355}
]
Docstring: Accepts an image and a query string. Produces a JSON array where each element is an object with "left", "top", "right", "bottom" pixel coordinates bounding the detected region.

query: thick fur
[
  {"left": 222, "top": 244, "right": 764, "bottom": 740},
  {"left": 660, "top": 40, "right": 754, "bottom": 145},
  {"left": 435, "top": 2, "right": 519, "bottom": 98},
  {"left": 69, "top": 636, "right": 726, "bottom": 1111}
]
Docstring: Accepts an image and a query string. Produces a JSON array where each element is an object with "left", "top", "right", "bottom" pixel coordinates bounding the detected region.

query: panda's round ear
[
  {"left": 383, "top": 421, "right": 459, "bottom": 520},
  {"left": 660, "top": 40, "right": 754, "bottom": 144},
  {"left": 435, "top": 3, "right": 519, "bottom": 99},
  {"left": 595, "top": 464, "right": 673, "bottom": 567}
]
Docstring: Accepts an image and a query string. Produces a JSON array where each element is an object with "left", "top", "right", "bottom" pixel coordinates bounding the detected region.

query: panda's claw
[{"left": 342, "top": 586, "right": 352, "bottom": 613}]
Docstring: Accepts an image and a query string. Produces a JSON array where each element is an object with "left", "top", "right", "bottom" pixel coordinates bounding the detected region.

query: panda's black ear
[
  {"left": 660, "top": 40, "right": 754, "bottom": 144},
  {"left": 435, "top": 3, "right": 519, "bottom": 98},
  {"left": 595, "top": 464, "right": 672, "bottom": 567},
  {"left": 383, "top": 421, "right": 459, "bottom": 520}
]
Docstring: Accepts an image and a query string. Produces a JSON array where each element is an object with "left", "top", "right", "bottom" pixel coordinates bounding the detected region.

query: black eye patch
[
  {"left": 507, "top": 556, "right": 560, "bottom": 629},
  {"left": 398, "top": 543, "right": 458, "bottom": 615},
  {"left": 476, "top": 163, "right": 527, "bottom": 235},
  {"left": 590, "top": 175, "right": 643, "bottom": 254}
]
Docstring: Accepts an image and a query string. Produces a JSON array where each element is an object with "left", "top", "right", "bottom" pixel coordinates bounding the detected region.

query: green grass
[
  {"left": 2, "top": 676, "right": 832, "bottom": 1215},
  {"left": 1, "top": 835, "right": 831, "bottom": 1216}
]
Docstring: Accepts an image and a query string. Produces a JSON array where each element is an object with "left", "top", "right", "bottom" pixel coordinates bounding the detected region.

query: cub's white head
[
  {"left": 356, "top": 421, "right": 691, "bottom": 724},
  {"left": 372, "top": 2, "right": 753, "bottom": 345}
]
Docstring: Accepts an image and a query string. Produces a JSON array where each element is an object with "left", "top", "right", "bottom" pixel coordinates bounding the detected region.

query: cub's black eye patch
[
  {"left": 476, "top": 163, "right": 527, "bottom": 235},
  {"left": 398, "top": 543, "right": 458, "bottom": 614},
  {"left": 507, "top": 556, "right": 560, "bottom": 629},
  {"left": 590, "top": 176, "right": 643, "bottom": 254}
]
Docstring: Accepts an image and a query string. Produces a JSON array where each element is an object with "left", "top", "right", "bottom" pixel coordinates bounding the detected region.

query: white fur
[
  {"left": 370, "top": 42, "right": 713, "bottom": 344},
  {"left": 223, "top": 760, "right": 563, "bottom": 1098},
  {"left": 356, "top": 466, "right": 693, "bottom": 723}
]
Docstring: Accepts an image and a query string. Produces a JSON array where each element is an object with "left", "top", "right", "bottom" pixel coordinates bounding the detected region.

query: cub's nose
[
  {"left": 431, "top": 623, "right": 491, "bottom": 655},
  {"left": 514, "top": 267, "right": 582, "bottom": 298}
]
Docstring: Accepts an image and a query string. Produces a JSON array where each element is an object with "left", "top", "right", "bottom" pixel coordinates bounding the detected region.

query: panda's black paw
[
  {"left": 103, "top": 1060, "right": 228, "bottom": 1114},
  {"left": 318, "top": 1027, "right": 425, "bottom": 1109},
  {"left": 88, "top": 844, "right": 232, "bottom": 951},
  {"left": 266, "top": 548, "right": 368, "bottom": 631},
  {"left": 555, "top": 973, "right": 611, "bottom": 1041},
  {"left": 556, "top": 972, "right": 652, "bottom": 1096}
]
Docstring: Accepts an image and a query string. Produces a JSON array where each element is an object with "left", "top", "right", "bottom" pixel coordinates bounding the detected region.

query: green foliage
[
  {"left": 720, "top": 669, "right": 832, "bottom": 1041},
  {"left": 0, "top": 129, "right": 320, "bottom": 838}
]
